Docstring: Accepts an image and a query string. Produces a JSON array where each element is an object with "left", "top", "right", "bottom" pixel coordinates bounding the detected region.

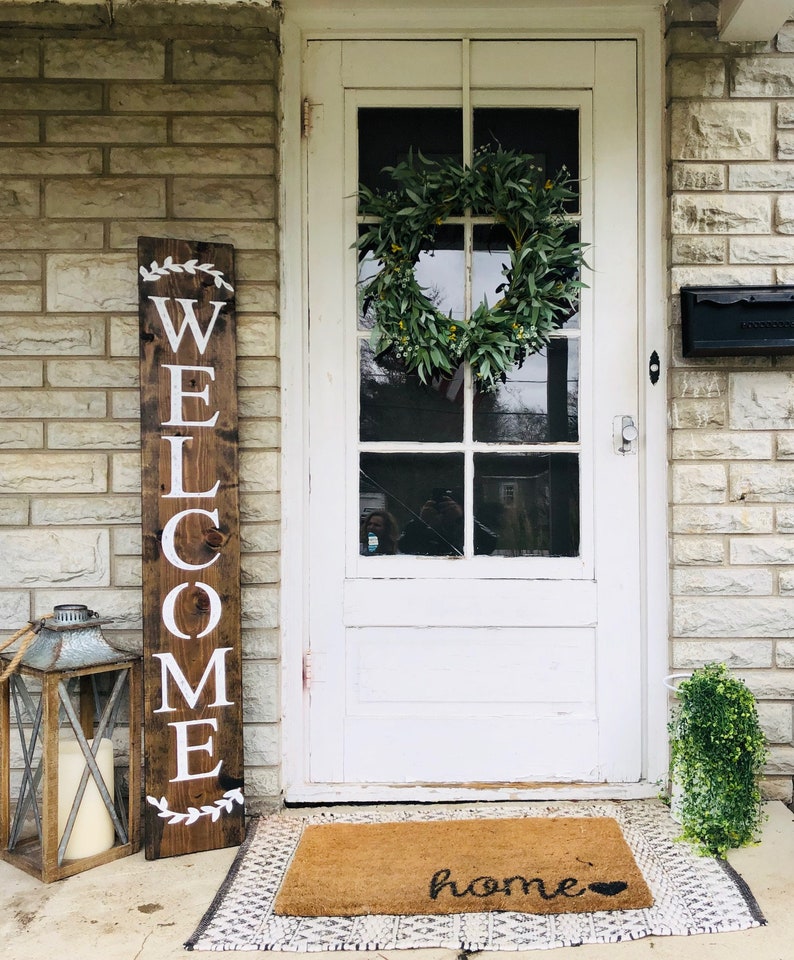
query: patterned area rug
[{"left": 185, "top": 801, "right": 765, "bottom": 952}]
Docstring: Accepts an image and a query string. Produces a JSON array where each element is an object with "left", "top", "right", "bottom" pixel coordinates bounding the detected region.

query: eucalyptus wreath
[{"left": 357, "top": 146, "right": 588, "bottom": 393}]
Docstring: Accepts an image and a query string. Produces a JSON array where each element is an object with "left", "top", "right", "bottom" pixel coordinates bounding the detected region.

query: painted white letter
[
  {"left": 161, "top": 581, "right": 223, "bottom": 640},
  {"left": 162, "top": 435, "right": 220, "bottom": 499},
  {"left": 162, "top": 364, "right": 219, "bottom": 428},
  {"left": 148, "top": 296, "right": 225, "bottom": 355},
  {"left": 153, "top": 647, "right": 234, "bottom": 713},
  {"left": 161, "top": 507, "right": 220, "bottom": 571},
  {"left": 168, "top": 718, "right": 222, "bottom": 782}
]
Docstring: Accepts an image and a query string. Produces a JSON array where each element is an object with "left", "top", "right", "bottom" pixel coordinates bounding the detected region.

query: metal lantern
[{"left": 0, "top": 604, "right": 142, "bottom": 882}]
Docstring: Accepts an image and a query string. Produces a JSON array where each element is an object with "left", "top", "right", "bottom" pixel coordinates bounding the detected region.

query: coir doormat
[
  {"left": 186, "top": 801, "right": 766, "bottom": 952},
  {"left": 273, "top": 816, "right": 653, "bottom": 916}
]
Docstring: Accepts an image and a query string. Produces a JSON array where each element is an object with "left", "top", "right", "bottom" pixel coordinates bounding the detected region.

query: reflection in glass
[
  {"left": 472, "top": 224, "right": 580, "bottom": 330},
  {"left": 473, "top": 107, "right": 580, "bottom": 211},
  {"left": 474, "top": 453, "right": 579, "bottom": 557},
  {"left": 358, "top": 108, "right": 463, "bottom": 194},
  {"left": 473, "top": 339, "right": 579, "bottom": 443},
  {"left": 360, "top": 453, "right": 465, "bottom": 556},
  {"left": 360, "top": 342, "right": 464, "bottom": 442}
]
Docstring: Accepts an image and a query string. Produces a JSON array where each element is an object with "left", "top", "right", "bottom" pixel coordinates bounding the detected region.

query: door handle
[{"left": 614, "top": 415, "right": 638, "bottom": 455}]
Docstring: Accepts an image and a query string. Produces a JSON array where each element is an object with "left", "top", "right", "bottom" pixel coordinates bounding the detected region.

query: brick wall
[
  {"left": 0, "top": 10, "right": 282, "bottom": 808},
  {"left": 668, "top": 0, "right": 794, "bottom": 801}
]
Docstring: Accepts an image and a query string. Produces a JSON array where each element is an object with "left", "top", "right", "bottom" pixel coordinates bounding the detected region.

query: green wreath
[{"left": 357, "top": 146, "right": 588, "bottom": 393}]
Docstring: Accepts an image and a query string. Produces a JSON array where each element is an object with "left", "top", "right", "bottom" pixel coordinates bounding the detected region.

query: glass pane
[
  {"left": 360, "top": 342, "right": 464, "bottom": 442},
  {"left": 474, "top": 453, "right": 579, "bottom": 557},
  {"left": 358, "top": 108, "right": 463, "bottom": 193},
  {"left": 360, "top": 453, "right": 465, "bottom": 556},
  {"left": 473, "top": 107, "right": 580, "bottom": 211},
  {"left": 473, "top": 339, "right": 579, "bottom": 443}
]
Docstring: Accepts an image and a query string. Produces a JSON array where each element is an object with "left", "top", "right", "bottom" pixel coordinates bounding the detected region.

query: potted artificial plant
[{"left": 668, "top": 662, "right": 768, "bottom": 858}]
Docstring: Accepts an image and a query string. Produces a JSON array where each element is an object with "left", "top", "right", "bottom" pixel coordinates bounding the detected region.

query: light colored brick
[
  {"left": 776, "top": 131, "right": 794, "bottom": 159},
  {"left": 731, "top": 537, "right": 794, "bottom": 564},
  {"left": 776, "top": 505, "right": 794, "bottom": 530},
  {"left": 238, "top": 358, "right": 280, "bottom": 389},
  {"left": 243, "top": 723, "right": 280, "bottom": 767},
  {"left": 45, "top": 179, "right": 166, "bottom": 219},
  {"left": 242, "top": 584, "right": 279, "bottom": 628},
  {"left": 244, "top": 767, "right": 280, "bottom": 805},
  {"left": 732, "top": 56, "right": 794, "bottom": 96},
  {"left": 239, "top": 388, "right": 279, "bottom": 419},
  {"left": 4, "top": 528, "right": 109, "bottom": 587},
  {"left": 761, "top": 777, "right": 793, "bottom": 801},
  {"left": 44, "top": 39, "right": 164, "bottom": 79},
  {"left": 672, "top": 640, "right": 774, "bottom": 668},
  {"left": 171, "top": 177, "right": 275, "bottom": 219},
  {"left": 0, "top": 115, "right": 39, "bottom": 143},
  {"left": 237, "top": 315, "right": 278, "bottom": 356},
  {"left": 47, "top": 422, "right": 140, "bottom": 449},
  {"left": 0, "top": 255, "right": 41, "bottom": 282},
  {"left": 774, "top": 194, "right": 794, "bottom": 232},
  {"left": 0, "top": 179, "right": 39, "bottom": 218},
  {"left": 114, "top": 555, "right": 141, "bottom": 587},
  {"left": 239, "top": 451, "right": 279, "bottom": 492},
  {"left": 111, "top": 390, "right": 140, "bottom": 419},
  {"left": 242, "top": 660, "right": 280, "bottom": 722},
  {"left": 671, "top": 193, "right": 771, "bottom": 233},
  {"left": 0, "top": 82, "right": 101, "bottom": 111},
  {"left": 46, "top": 254, "right": 136, "bottom": 312},
  {"left": 776, "top": 640, "right": 794, "bottom": 666},
  {"left": 764, "top": 745, "right": 794, "bottom": 774},
  {"left": 672, "top": 504, "right": 773, "bottom": 534},
  {"left": 109, "top": 219, "right": 275, "bottom": 251},
  {"left": 670, "top": 57, "right": 725, "bottom": 97},
  {"left": 0, "top": 39, "right": 39, "bottom": 78},
  {"left": 172, "top": 40, "right": 276, "bottom": 81},
  {"left": 236, "top": 251, "right": 278, "bottom": 284},
  {"left": 109, "top": 84, "right": 274, "bottom": 114},
  {"left": 738, "top": 670, "right": 794, "bottom": 698},
  {"left": 239, "top": 421, "right": 280, "bottom": 448},
  {"left": 113, "top": 526, "right": 141, "bottom": 556},
  {"left": 0, "top": 422, "right": 42, "bottom": 448},
  {"left": 671, "top": 265, "right": 774, "bottom": 291},
  {"left": 776, "top": 435, "right": 794, "bottom": 458},
  {"left": 0, "top": 220, "right": 102, "bottom": 250},
  {"left": 110, "top": 145, "right": 273, "bottom": 177},
  {"left": 46, "top": 358, "right": 137, "bottom": 389},
  {"left": 671, "top": 430, "right": 773, "bottom": 459},
  {"left": 730, "top": 162, "right": 794, "bottom": 190},
  {"left": 671, "top": 236, "right": 725, "bottom": 264},
  {"left": 241, "top": 523, "right": 280, "bottom": 554},
  {"left": 0, "top": 389, "right": 105, "bottom": 419},
  {"left": 778, "top": 570, "right": 794, "bottom": 592},
  {"left": 672, "top": 536, "right": 726, "bottom": 564},
  {"left": 236, "top": 283, "right": 278, "bottom": 313},
  {"left": 672, "top": 568, "right": 773, "bottom": 595},
  {"left": 0, "top": 592, "right": 32, "bottom": 630},
  {"left": 673, "top": 597, "right": 794, "bottom": 637},
  {"left": 32, "top": 496, "right": 140, "bottom": 525},
  {"left": 672, "top": 463, "right": 726, "bottom": 503},
  {"left": 0, "top": 498, "right": 28, "bottom": 524},
  {"left": 670, "top": 101, "right": 773, "bottom": 160},
  {"left": 172, "top": 115, "right": 275, "bottom": 144},
  {"left": 111, "top": 452, "right": 140, "bottom": 493},
  {"left": 0, "top": 452, "right": 106, "bottom": 493},
  {"left": 243, "top": 627, "right": 280, "bottom": 660},
  {"left": 671, "top": 369, "right": 727, "bottom": 398},
  {"left": 0, "top": 283, "right": 42, "bottom": 311},
  {"left": 731, "top": 462, "right": 794, "bottom": 501},
  {"left": 671, "top": 162, "right": 726, "bottom": 191},
  {"left": 731, "top": 371, "right": 794, "bottom": 427},
  {"left": 731, "top": 235, "right": 794, "bottom": 262},
  {"left": 46, "top": 114, "right": 168, "bottom": 144},
  {"left": 758, "top": 702, "right": 793, "bottom": 743},
  {"left": 0, "top": 316, "right": 104, "bottom": 356},
  {"left": 0, "top": 359, "right": 43, "bottom": 387},
  {"left": 241, "top": 555, "right": 280, "bottom": 584}
]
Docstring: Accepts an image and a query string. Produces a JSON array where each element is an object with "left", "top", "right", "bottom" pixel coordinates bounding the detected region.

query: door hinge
[
  {"left": 303, "top": 650, "right": 313, "bottom": 689},
  {"left": 302, "top": 98, "right": 312, "bottom": 138}
]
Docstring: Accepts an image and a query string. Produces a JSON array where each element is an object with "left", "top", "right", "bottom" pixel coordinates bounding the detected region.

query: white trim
[
  {"left": 280, "top": 3, "right": 669, "bottom": 802},
  {"left": 719, "top": 0, "right": 792, "bottom": 41}
]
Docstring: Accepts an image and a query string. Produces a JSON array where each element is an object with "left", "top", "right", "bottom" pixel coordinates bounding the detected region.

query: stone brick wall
[
  {"left": 0, "top": 9, "right": 282, "bottom": 808},
  {"left": 668, "top": 1, "right": 794, "bottom": 801}
]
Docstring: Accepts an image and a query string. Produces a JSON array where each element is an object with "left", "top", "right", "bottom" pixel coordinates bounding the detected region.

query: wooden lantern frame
[{"left": 0, "top": 656, "right": 142, "bottom": 882}]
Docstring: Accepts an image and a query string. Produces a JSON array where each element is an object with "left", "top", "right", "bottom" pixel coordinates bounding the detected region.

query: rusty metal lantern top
[{"left": 19, "top": 604, "right": 126, "bottom": 672}]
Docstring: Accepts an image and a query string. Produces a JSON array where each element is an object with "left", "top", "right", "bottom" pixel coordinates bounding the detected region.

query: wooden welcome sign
[{"left": 138, "top": 237, "right": 244, "bottom": 859}]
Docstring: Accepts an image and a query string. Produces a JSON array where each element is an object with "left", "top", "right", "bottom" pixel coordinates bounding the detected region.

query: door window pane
[
  {"left": 360, "top": 453, "right": 465, "bottom": 556},
  {"left": 473, "top": 339, "right": 579, "bottom": 443},
  {"left": 474, "top": 453, "right": 579, "bottom": 556},
  {"left": 360, "top": 342, "right": 464, "bottom": 442}
]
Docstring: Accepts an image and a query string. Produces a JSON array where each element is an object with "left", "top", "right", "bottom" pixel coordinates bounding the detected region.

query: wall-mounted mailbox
[{"left": 681, "top": 285, "right": 794, "bottom": 357}]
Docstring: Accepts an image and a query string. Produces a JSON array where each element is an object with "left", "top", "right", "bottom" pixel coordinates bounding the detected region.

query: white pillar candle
[{"left": 57, "top": 735, "right": 115, "bottom": 860}]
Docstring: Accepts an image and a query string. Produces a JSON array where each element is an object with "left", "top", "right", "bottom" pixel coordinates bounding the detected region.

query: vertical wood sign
[{"left": 138, "top": 237, "right": 244, "bottom": 859}]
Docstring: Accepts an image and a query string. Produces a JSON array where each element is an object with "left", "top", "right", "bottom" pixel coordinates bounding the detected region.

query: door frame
[{"left": 280, "top": 2, "right": 669, "bottom": 803}]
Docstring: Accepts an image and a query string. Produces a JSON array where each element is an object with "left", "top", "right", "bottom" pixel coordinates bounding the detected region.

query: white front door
[{"left": 301, "top": 39, "right": 641, "bottom": 796}]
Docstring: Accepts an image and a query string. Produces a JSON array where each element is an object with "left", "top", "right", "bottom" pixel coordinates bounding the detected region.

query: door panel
[{"left": 304, "top": 39, "right": 640, "bottom": 793}]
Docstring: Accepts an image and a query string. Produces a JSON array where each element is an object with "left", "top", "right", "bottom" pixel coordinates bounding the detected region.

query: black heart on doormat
[{"left": 588, "top": 881, "right": 629, "bottom": 897}]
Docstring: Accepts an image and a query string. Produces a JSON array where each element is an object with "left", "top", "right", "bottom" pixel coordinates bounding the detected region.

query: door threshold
[{"left": 284, "top": 781, "right": 661, "bottom": 805}]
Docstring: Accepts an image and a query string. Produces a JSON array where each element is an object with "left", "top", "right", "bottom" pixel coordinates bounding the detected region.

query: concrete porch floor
[{"left": 1, "top": 801, "right": 792, "bottom": 960}]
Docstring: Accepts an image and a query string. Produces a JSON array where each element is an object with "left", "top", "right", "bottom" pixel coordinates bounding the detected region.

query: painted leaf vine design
[
  {"left": 357, "top": 146, "right": 588, "bottom": 393},
  {"left": 139, "top": 255, "right": 234, "bottom": 293},
  {"left": 146, "top": 787, "right": 244, "bottom": 826}
]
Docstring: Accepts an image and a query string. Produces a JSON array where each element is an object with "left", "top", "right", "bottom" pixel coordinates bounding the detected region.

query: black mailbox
[{"left": 681, "top": 285, "right": 794, "bottom": 357}]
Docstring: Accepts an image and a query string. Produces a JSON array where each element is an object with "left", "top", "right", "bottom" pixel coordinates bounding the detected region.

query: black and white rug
[{"left": 186, "top": 800, "right": 765, "bottom": 952}]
